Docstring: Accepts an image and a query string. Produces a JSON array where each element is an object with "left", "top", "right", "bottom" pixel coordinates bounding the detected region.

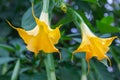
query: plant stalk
[
  {"left": 44, "top": 54, "right": 56, "bottom": 80},
  {"left": 42, "top": 0, "right": 49, "bottom": 12},
  {"left": 81, "top": 58, "right": 87, "bottom": 80}
]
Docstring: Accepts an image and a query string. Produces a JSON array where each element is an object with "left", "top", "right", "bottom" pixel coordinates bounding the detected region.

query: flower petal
[
  {"left": 101, "top": 36, "right": 117, "bottom": 47},
  {"left": 7, "top": 20, "right": 32, "bottom": 44},
  {"left": 27, "top": 30, "right": 59, "bottom": 54},
  {"left": 49, "top": 26, "right": 61, "bottom": 44},
  {"left": 73, "top": 22, "right": 116, "bottom": 67},
  {"left": 26, "top": 25, "right": 39, "bottom": 36}
]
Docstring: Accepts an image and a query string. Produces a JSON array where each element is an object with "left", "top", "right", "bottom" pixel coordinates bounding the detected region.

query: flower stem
[
  {"left": 81, "top": 59, "right": 87, "bottom": 80},
  {"left": 40, "top": 0, "right": 50, "bottom": 27},
  {"left": 42, "top": 0, "right": 49, "bottom": 13},
  {"left": 68, "top": 8, "right": 84, "bottom": 23},
  {"left": 44, "top": 54, "right": 56, "bottom": 80}
]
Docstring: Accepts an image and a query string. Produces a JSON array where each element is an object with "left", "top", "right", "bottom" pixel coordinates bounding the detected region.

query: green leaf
[
  {"left": 97, "top": 21, "right": 120, "bottom": 33},
  {"left": 0, "top": 49, "right": 9, "bottom": 57},
  {"left": 91, "top": 61, "right": 114, "bottom": 80},
  {"left": 60, "top": 48, "right": 72, "bottom": 62},
  {"left": 57, "top": 67, "right": 79, "bottom": 80},
  {"left": 0, "top": 44, "right": 14, "bottom": 52},
  {"left": 72, "top": 38, "right": 81, "bottom": 43},
  {"left": 11, "top": 59, "right": 20, "bottom": 80},
  {"left": 20, "top": 67, "right": 31, "bottom": 73},
  {"left": 9, "top": 38, "right": 26, "bottom": 52},
  {"left": 54, "top": 15, "right": 73, "bottom": 27},
  {"left": 110, "top": 47, "right": 120, "bottom": 71},
  {"left": 100, "top": 59, "right": 109, "bottom": 67},
  {"left": 84, "top": 0, "right": 99, "bottom": 4},
  {"left": 0, "top": 22, "right": 11, "bottom": 37},
  {"left": 0, "top": 75, "right": 10, "bottom": 80},
  {"left": 21, "top": 2, "right": 42, "bottom": 30},
  {"left": 96, "top": 16, "right": 120, "bottom": 33},
  {"left": 101, "top": 16, "right": 114, "bottom": 24},
  {"left": 88, "top": 71, "right": 95, "bottom": 80},
  {"left": 0, "top": 57, "right": 16, "bottom": 65},
  {"left": 20, "top": 72, "right": 46, "bottom": 80}
]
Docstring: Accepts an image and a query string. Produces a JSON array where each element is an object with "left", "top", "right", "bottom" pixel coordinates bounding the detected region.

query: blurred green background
[{"left": 0, "top": 0, "right": 120, "bottom": 80}]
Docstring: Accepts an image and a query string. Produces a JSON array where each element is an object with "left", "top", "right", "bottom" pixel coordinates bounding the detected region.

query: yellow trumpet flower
[
  {"left": 7, "top": 5, "right": 61, "bottom": 55},
  {"left": 73, "top": 22, "right": 117, "bottom": 65}
]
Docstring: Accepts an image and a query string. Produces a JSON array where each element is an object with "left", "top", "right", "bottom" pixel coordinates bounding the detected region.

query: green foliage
[
  {"left": 97, "top": 16, "right": 120, "bottom": 33},
  {"left": 90, "top": 61, "right": 114, "bottom": 80},
  {"left": 21, "top": 2, "right": 42, "bottom": 30},
  {"left": 84, "top": 0, "right": 99, "bottom": 5},
  {"left": 20, "top": 72, "right": 47, "bottom": 80},
  {"left": 0, "top": 44, "right": 15, "bottom": 52},
  {"left": 11, "top": 59, "right": 20, "bottom": 80},
  {"left": 0, "top": 57, "right": 16, "bottom": 65},
  {"left": 0, "top": 0, "right": 120, "bottom": 80}
]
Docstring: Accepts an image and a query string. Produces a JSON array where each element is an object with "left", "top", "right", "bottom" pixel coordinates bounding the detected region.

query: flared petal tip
[
  {"left": 105, "top": 55, "right": 112, "bottom": 67},
  {"left": 6, "top": 20, "right": 16, "bottom": 29},
  {"left": 58, "top": 51, "right": 62, "bottom": 60},
  {"left": 110, "top": 36, "right": 117, "bottom": 42},
  {"left": 71, "top": 51, "right": 77, "bottom": 62},
  {"left": 112, "top": 36, "right": 117, "bottom": 39}
]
